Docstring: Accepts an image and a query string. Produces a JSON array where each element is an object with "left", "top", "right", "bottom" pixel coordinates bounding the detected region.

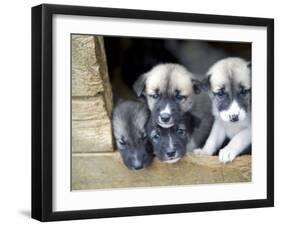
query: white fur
[
  {"left": 158, "top": 104, "right": 174, "bottom": 127},
  {"left": 157, "top": 121, "right": 174, "bottom": 128},
  {"left": 208, "top": 57, "right": 251, "bottom": 91},
  {"left": 145, "top": 63, "right": 193, "bottom": 96},
  {"left": 219, "top": 127, "right": 251, "bottom": 162},
  {"left": 194, "top": 117, "right": 251, "bottom": 163},
  {"left": 169, "top": 66, "right": 193, "bottom": 96},
  {"left": 220, "top": 100, "right": 247, "bottom": 122},
  {"left": 168, "top": 134, "right": 174, "bottom": 150},
  {"left": 160, "top": 104, "right": 171, "bottom": 115},
  {"left": 194, "top": 57, "right": 251, "bottom": 163},
  {"left": 164, "top": 158, "right": 180, "bottom": 164},
  {"left": 133, "top": 152, "right": 141, "bottom": 167}
]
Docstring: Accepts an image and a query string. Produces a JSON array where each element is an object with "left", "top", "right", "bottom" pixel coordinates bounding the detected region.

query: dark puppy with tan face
[
  {"left": 133, "top": 63, "right": 201, "bottom": 128},
  {"left": 147, "top": 113, "right": 201, "bottom": 163},
  {"left": 112, "top": 100, "right": 153, "bottom": 170}
]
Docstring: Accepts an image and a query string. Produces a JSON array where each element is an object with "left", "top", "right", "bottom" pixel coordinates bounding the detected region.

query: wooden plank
[
  {"left": 95, "top": 36, "right": 113, "bottom": 116},
  {"left": 72, "top": 118, "right": 113, "bottom": 153},
  {"left": 72, "top": 96, "right": 110, "bottom": 121},
  {"left": 72, "top": 153, "right": 251, "bottom": 190},
  {"left": 71, "top": 35, "right": 113, "bottom": 116},
  {"left": 71, "top": 35, "right": 114, "bottom": 153},
  {"left": 72, "top": 35, "right": 102, "bottom": 96}
]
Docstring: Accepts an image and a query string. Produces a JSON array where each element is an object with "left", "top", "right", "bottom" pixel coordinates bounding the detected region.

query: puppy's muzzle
[
  {"left": 160, "top": 113, "right": 171, "bottom": 123},
  {"left": 229, "top": 114, "right": 239, "bottom": 122},
  {"left": 131, "top": 160, "right": 144, "bottom": 170},
  {"left": 132, "top": 164, "right": 143, "bottom": 170},
  {"left": 158, "top": 113, "right": 174, "bottom": 127},
  {"left": 166, "top": 151, "right": 176, "bottom": 158},
  {"left": 166, "top": 147, "right": 177, "bottom": 158}
]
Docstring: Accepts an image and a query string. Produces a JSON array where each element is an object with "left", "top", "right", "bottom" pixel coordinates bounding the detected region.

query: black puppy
[{"left": 147, "top": 112, "right": 201, "bottom": 163}]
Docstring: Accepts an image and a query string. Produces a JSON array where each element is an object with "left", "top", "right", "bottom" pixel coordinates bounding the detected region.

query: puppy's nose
[
  {"left": 160, "top": 113, "right": 171, "bottom": 123},
  {"left": 133, "top": 162, "right": 143, "bottom": 170},
  {"left": 166, "top": 150, "right": 176, "bottom": 158},
  {"left": 133, "top": 165, "right": 143, "bottom": 170},
  {"left": 229, "top": 114, "right": 239, "bottom": 122}
]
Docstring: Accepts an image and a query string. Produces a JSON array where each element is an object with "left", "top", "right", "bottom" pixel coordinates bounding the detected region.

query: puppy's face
[
  {"left": 113, "top": 101, "right": 153, "bottom": 170},
  {"left": 204, "top": 58, "right": 251, "bottom": 123},
  {"left": 147, "top": 122, "right": 188, "bottom": 163},
  {"left": 116, "top": 135, "right": 153, "bottom": 170},
  {"left": 133, "top": 64, "right": 200, "bottom": 128}
]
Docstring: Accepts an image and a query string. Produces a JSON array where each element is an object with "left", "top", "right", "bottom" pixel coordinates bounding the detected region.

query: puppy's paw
[
  {"left": 193, "top": 148, "right": 212, "bottom": 156},
  {"left": 219, "top": 148, "right": 237, "bottom": 163}
]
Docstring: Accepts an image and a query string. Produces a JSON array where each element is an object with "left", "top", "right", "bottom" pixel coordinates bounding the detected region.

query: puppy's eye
[
  {"left": 118, "top": 139, "right": 126, "bottom": 146},
  {"left": 214, "top": 89, "right": 225, "bottom": 98},
  {"left": 152, "top": 133, "right": 160, "bottom": 141},
  {"left": 240, "top": 88, "right": 250, "bottom": 97},
  {"left": 175, "top": 94, "right": 186, "bottom": 101},
  {"left": 176, "top": 128, "right": 185, "bottom": 135},
  {"left": 150, "top": 93, "right": 160, "bottom": 99}
]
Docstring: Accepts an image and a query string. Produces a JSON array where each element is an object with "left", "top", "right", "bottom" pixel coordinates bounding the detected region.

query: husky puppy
[
  {"left": 133, "top": 63, "right": 201, "bottom": 128},
  {"left": 194, "top": 57, "right": 251, "bottom": 163},
  {"left": 112, "top": 100, "right": 153, "bottom": 170},
  {"left": 147, "top": 112, "right": 201, "bottom": 163}
]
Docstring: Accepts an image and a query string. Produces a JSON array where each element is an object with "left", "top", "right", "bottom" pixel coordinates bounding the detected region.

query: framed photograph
[{"left": 32, "top": 4, "right": 274, "bottom": 221}]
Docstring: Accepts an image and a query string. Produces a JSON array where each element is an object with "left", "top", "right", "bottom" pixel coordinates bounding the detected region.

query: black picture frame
[{"left": 32, "top": 3, "right": 274, "bottom": 222}]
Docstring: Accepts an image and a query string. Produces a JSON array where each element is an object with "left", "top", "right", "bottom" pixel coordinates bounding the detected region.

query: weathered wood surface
[
  {"left": 72, "top": 35, "right": 112, "bottom": 114},
  {"left": 72, "top": 153, "right": 251, "bottom": 190},
  {"left": 72, "top": 119, "right": 112, "bottom": 153},
  {"left": 72, "top": 96, "right": 110, "bottom": 121},
  {"left": 72, "top": 35, "right": 113, "bottom": 153}
]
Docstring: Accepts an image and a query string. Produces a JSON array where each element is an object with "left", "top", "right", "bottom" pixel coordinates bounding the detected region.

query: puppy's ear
[
  {"left": 200, "top": 74, "right": 210, "bottom": 92},
  {"left": 192, "top": 79, "right": 201, "bottom": 94},
  {"left": 133, "top": 73, "right": 147, "bottom": 97}
]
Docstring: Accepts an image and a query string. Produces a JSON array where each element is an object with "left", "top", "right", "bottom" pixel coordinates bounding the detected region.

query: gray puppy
[{"left": 112, "top": 100, "right": 153, "bottom": 170}]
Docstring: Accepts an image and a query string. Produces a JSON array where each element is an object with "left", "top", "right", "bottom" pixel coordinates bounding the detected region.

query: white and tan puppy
[
  {"left": 194, "top": 57, "right": 251, "bottom": 163},
  {"left": 133, "top": 63, "right": 202, "bottom": 128}
]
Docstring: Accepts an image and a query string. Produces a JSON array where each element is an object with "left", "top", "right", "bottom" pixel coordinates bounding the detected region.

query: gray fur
[
  {"left": 112, "top": 100, "right": 153, "bottom": 170},
  {"left": 187, "top": 111, "right": 214, "bottom": 150},
  {"left": 133, "top": 73, "right": 147, "bottom": 97}
]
